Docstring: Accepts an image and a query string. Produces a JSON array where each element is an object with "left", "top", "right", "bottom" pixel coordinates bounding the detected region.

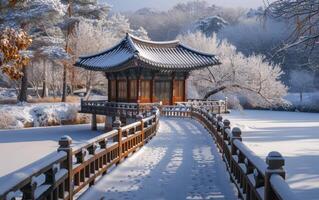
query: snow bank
[
  {"left": 0, "top": 103, "right": 81, "bottom": 129},
  {"left": 0, "top": 87, "right": 17, "bottom": 99},
  {"left": 225, "top": 110, "right": 319, "bottom": 200}
]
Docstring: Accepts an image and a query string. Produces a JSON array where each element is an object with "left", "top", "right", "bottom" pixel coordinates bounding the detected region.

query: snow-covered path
[
  {"left": 225, "top": 110, "right": 319, "bottom": 200},
  {"left": 80, "top": 118, "right": 237, "bottom": 200}
]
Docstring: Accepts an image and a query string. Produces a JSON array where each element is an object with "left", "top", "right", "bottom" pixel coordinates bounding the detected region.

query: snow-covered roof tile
[{"left": 75, "top": 33, "right": 221, "bottom": 72}]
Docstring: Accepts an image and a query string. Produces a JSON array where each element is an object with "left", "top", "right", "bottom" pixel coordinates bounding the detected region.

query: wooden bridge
[{"left": 0, "top": 103, "right": 298, "bottom": 200}]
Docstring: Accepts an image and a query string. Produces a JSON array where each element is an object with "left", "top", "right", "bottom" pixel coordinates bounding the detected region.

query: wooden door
[
  {"left": 140, "top": 80, "right": 151, "bottom": 103},
  {"left": 154, "top": 80, "right": 171, "bottom": 105},
  {"left": 173, "top": 80, "right": 185, "bottom": 103}
]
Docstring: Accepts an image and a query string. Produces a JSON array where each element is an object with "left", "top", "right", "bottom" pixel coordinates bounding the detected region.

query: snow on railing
[
  {"left": 0, "top": 151, "right": 68, "bottom": 200},
  {"left": 161, "top": 105, "right": 298, "bottom": 200},
  {"left": 175, "top": 98, "right": 228, "bottom": 114},
  {"left": 0, "top": 108, "right": 160, "bottom": 200},
  {"left": 80, "top": 100, "right": 160, "bottom": 117}
]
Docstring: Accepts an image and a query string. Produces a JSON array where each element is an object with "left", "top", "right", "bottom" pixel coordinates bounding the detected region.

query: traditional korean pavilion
[{"left": 75, "top": 33, "right": 220, "bottom": 105}]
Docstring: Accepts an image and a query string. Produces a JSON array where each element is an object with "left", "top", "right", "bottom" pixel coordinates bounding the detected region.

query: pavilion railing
[
  {"left": 80, "top": 100, "right": 160, "bottom": 117},
  {"left": 175, "top": 98, "right": 228, "bottom": 114},
  {"left": 0, "top": 109, "right": 160, "bottom": 200},
  {"left": 161, "top": 106, "right": 298, "bottom": 200}
]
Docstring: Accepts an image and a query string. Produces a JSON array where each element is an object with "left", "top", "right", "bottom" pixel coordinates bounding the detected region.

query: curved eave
[
  {"left": 74, "top": 55, "right": 137, "bottom": 72},
  {"left": 78, "top": 37, "right": 128, "bottom": 59},
  {"left": 136, "top": 50, "right": 221, "bottom": 71}
]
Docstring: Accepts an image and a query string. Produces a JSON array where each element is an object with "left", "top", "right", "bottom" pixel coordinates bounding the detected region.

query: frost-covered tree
[
  {"left": 178, "top": 32, "right": 287, "bottom": 107},
  {"left": 70, "top": 14, "right": 149, "bottom": 99},
  {"left": 59, "top": 0, "right": 110, "bottom": 101},
  {"left": 0, "top": 0, "right": 67, "bottom": 102},
  {"left": 193, "top": 16, "right": 228, "bottom": 36}
]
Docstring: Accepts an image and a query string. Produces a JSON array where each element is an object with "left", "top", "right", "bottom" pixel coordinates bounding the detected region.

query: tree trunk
[
  {"left": 41, "top": 59, "right": 48, "bottom": 98},
  {"left": 84, "top": 74, "right": 92, "bottom": 100},
  {"left": 61, "top": 64, "right": 67, "bottom": 102},
  {"left": 84, "top": 87, "right": 92, "bottom": 100},
  {"left": 204, "top": 85, "right": 229, "bottom": 100},
  {"left": 61, "top": 0, "right": 72, "bottom": 102},
  {"left": 18, "top": 66, "right": 28, "bottom": 102},
  {"left": 203, "top": 84, "right": 251, "bottom": 100}
]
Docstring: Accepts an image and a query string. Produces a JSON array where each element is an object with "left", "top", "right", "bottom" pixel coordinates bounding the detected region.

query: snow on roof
[{"left": 75, "top": 33, "right": 221, "bottom": 72}]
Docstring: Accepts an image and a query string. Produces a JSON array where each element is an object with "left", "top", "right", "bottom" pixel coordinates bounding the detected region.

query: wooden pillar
[
  {"left": 151, "top": 74, "right": 155, "bottom": 103},
  {"left": 137, "top": 75, "right": 141, "bottom": 103},
  {"left": 127, "top": 77, "right": 130, "bottom": 102},
  {"left": 115, "top": 78, "right": 119, "bottom": 102},
  {"left": 183, "top": 77, "right": 187, "bottom": 102},
  {"left": 171, "top": 73, "right": 175, "bottom": 105},
  {"left": 91, "top": 114, "right": 97, "bottom": 131},
  {"left": 107, "top": 78, "right": 111, "bottom": 102}
]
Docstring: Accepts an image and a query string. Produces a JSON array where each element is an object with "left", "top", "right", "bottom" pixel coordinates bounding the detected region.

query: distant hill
[{"left": 103, "top": 0, "right": 264, "bottom": 12}]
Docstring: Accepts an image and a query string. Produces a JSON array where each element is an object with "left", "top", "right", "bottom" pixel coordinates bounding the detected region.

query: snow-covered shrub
[
  {"left": 65, "top": 105, "right": 78, "bottom": 121},
  {"left": 32, "top": 106, "right": 61, "bottom": 126},
  {"left": 31, "top": 103, "right": 80, "bottom": 127},
  {"left": 0, "top": 111, "right": 23, "bottom": 129}
]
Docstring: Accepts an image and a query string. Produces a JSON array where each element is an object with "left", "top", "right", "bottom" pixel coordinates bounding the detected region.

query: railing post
[
  {"left": 151, "top": 107, "right": 158, "bottom": 122},
  {"left": 264, "top": 151, "right": 286, "bottom": 200},
  {"left": 20, "top": 182, "right": 36, "bottom": 200},
  {"left": 58, "top": 135, "right": 73, "bottom": 200},
  {"left": 217, "top": 116, "right": 223, "bottom": 132},
  {"left": 223, "top": 119, "right": 230, "bottom": 141},
  {"left": 230, "top": 127, "right": 242, "bottom": 179},
  {"left": 137, "top": 114, "right": 144, "bottom": 143},
  {"left": 231, "top": 127, "right": 242, "bottom": 154},
  {"left": 112, "top": 118, "right": 122, "bottom": 164}
]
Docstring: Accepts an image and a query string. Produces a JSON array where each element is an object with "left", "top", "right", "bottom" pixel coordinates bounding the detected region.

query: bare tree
[{"left": 265, "top": 0, "right": 319, "bottom": 51}]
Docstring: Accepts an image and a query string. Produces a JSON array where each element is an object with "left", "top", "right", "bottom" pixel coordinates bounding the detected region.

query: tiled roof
[{"left": 75, "top": 33, "right": 221, "bottom": 72}]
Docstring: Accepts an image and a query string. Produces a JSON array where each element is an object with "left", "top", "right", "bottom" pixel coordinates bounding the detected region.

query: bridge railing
[
  {"left": 0, "top": 109, "right": 160, "bottom": 200},
  {"left": 162, "top": 106, "right": 298, "bottom": 200},
  {"left": 80, "top": 100, "right": 160, "bottom": 117},
  {"left": 175, "top": 98, "right": 228, "bottom": 114}
]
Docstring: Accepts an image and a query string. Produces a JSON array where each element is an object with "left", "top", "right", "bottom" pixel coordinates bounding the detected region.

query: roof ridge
[{"left": 127, "top": 33, "right": 180, "bottom": 47}]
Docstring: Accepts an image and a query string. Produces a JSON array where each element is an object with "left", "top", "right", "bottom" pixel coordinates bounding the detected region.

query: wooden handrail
[
  {"left": 80, "top": 100, "right": 161, "bottom": 117},
  {"left": 161, "top": 105, "right": 298, "bottom": 200},
  {"left": 0, "top": 109, "right": 160, "bottom": 200}
]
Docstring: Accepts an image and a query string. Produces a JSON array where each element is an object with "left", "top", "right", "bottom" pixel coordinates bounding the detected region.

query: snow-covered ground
[
  {"left": 80, "top": 118, "right": 237, "bottom": 200},
  {"left": 0, "top": 124, "right": 105, "bottom": 177},
  {"left": 225, "top": 110, "right": 319, "bottom": 200},
  {"left": 0, "top": 103, "right": 81, "bottom": 129}
]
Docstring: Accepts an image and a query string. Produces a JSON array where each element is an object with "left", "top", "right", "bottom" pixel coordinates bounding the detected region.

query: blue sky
[{"left": 102, "top": 0, "right": 266, "bottom": 12}]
